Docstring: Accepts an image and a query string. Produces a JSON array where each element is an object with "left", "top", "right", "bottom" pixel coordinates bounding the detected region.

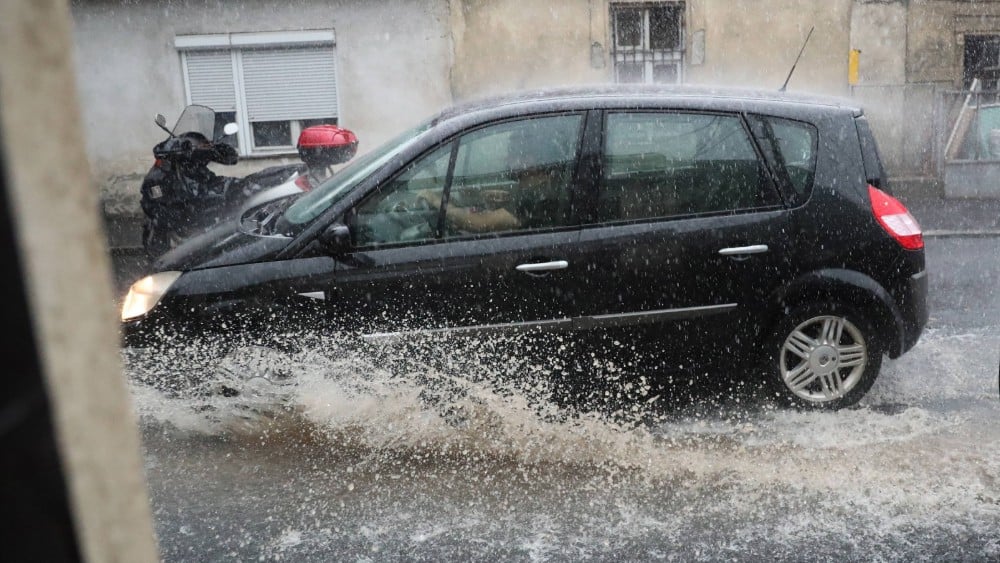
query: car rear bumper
[{"left": 894, "top": 269, "right": 928, "bottom": 357}]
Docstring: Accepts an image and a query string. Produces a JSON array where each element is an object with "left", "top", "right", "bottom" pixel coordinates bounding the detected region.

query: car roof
[{"left": 433, "top": 83, "right": 864, "bottom": 123}]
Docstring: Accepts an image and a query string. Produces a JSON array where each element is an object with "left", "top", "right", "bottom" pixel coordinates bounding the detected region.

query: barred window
[{"left": 610, "top": 3, "right": 685, "bottom": 84}]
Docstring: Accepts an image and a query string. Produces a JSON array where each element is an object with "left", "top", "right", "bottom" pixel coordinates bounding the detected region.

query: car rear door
[{"left": 575, "top": 109, "right": 796, "bottom": 367}]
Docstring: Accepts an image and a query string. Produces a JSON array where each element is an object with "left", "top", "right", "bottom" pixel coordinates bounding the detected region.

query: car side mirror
[{"left": 319, "top": 223, "right": 351, "bottom": 254}]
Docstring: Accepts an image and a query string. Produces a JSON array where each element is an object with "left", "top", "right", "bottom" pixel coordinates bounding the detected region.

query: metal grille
[{"left": 611, "top": 2, "right": 685, "bottom": 84}]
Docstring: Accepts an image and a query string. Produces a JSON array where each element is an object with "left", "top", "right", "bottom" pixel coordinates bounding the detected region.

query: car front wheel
[{"left": 767, "top": 304, "right": 883, "bottom": 409}]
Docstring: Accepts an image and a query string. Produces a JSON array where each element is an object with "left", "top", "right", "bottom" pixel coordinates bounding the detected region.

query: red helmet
[{"left": 297, "top": 124, "right": 359, "bottom": 168}]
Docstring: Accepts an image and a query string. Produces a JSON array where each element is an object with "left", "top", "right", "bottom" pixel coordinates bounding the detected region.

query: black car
[{"left": 121, "top": 84, "right": 928, "bottom": 409}]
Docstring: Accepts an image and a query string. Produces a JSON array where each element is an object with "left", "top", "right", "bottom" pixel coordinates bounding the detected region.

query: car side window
[
  {"left": 442, "top": 114, "right": 583, "bottom": 236},
  {"left": 598, "top": 112, "right": 776, "bottom": 221},
  {"left": 751, "top": 115, "right": 818, "bottom": 199},
  {"left": 349, "top": 142, "right": 452, "bottom": 247},
  {"left": 349, "top": 114, "right": 583, "bottom": 246}
]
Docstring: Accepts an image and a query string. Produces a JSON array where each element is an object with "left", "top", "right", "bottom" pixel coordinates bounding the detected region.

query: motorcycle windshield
[{"left": 171, "top": 105, "right": 218, "bottom": 140}]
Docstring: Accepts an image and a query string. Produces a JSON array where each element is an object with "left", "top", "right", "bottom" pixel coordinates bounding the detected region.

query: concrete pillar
[{"left": 0, "top": 1, "right": 159, "bottom": 561}]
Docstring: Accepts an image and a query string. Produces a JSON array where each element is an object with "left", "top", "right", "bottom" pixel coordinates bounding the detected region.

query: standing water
[{"left": 124, "top": 322, "right": 999, "bottom": 562}]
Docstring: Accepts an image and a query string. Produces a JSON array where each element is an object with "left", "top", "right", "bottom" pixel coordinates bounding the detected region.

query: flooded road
[{"left": 125, "top": 237, "right": 999, "bottom": 562}]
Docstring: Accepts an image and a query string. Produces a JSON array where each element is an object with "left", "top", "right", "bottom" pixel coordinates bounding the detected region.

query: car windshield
[{"left": 275, "top": 119, "right": 435, "bottom": 234}]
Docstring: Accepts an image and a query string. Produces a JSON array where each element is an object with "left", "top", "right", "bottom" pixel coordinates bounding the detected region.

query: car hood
[{"left": 151, "top": 219, "right": 293, "bottom": 272}]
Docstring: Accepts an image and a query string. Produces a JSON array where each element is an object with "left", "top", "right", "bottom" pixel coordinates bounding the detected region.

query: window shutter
[
  {"left": 241, "top": 47, "right": 338, "bottom": 122},
  {"left": 184, "top": 51, "right": 237, "bottom": 112}
]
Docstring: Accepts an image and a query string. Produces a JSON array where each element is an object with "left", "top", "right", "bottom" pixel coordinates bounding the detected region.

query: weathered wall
[
  {"left": 70, "top": 0, "right": 454, "bottom": 211},
  {"left": 850, "top": 1, "right": 914, "bottom": 174},
  {"left": 449, "top": 0, "right": 605, "bottom": 99},
  {"left": 907, "top": 0, "right": 961, "bottom": 85},
  {"left": 451, "top": 0, "right": 855, "bottom": 99},
  {"left": 449, "top": 0, "right": 1000, "bottom": 183},
  {"left": 686, "top": 0, "right": 853, "bottom": 95},
  {"left": 851, "top": 0, "right": 1000, "bottom": 178},
  {"left": 903, "top": 0, "right": 1000, "bottom": 86},
  {"left": 73, "top": 0, "right": 1000, "bottom": 210}
]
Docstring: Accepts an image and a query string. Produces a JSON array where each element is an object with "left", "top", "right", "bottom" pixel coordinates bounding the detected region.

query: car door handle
[
  {"left": 718, "top": 244, "right": 769, "bottom": 256},
  {"left": 516, "top": 260, "right": 569, "bottom": 273}
]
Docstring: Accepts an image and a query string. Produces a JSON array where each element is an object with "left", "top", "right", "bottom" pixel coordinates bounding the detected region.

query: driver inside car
[
  {"left": 416, "top": 186, "right": 520, "bottom": 234},
  {"left": 350, "top": 123, "right": 570, "bottom": 245},
  {"left": 417, "top": 144, "right": 558, "bottom": 235}
]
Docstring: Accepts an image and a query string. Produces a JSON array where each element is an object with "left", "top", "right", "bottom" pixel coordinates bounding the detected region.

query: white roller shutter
[
  {"left": 241, "top": 47, "right": 338, "bottom": 122},
  {"left": 183, "top": 51, "right": 237, "bottom": 112}
]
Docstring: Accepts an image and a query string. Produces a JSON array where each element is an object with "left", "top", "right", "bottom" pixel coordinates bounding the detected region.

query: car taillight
[{"left": 869, "top": 184, "right": 923, "bottom": 250}]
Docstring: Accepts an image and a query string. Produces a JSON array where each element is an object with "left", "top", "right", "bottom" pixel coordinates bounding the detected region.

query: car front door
[{"left": 323, "top": 112, "right": 592, "bottom": 345}]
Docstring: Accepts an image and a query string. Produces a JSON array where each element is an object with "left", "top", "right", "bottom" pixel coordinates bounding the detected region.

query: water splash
[{"left": 129, "top": 326, "right": 1000, "bottom": 560}]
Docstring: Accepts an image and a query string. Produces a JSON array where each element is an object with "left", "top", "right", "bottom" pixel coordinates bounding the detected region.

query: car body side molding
[{"left": 361, "top": 303, "right": 737, "bottom": 341}]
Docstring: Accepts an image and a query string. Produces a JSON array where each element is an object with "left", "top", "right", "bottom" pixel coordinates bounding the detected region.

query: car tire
[{"left": 764, "top": 302, "right": 883, "bottom": 410}]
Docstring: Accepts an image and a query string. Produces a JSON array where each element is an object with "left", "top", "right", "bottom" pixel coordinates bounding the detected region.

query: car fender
[{"left": 768, "top": 268, "right": 906, "bottom": 358}]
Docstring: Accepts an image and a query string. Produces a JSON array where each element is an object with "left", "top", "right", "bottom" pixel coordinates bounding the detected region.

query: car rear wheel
[{"left": 766, "top": 303, "right": 882, "bottom": 409}]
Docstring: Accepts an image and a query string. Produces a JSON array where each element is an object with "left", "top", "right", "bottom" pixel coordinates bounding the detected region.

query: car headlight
[{"left": 121, "top": 271, "right": 182, "bottom": 321}]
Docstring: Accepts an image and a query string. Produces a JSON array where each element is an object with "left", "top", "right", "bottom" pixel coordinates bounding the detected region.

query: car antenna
[{"left": 779, "top": 26, "right": 814, "bottom": 92}]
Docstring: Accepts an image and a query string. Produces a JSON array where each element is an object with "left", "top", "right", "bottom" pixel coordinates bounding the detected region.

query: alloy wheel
[{"left": 778, "top": 314, "right": 868, "bottom": 403}]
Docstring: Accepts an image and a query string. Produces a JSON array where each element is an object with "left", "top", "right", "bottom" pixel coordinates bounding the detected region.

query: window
[
  {"left": 176, "top": 31, "right": 339, "bottom": 156},
  {"left": 598, "top": 112, "right": 775, "bottom": 221},
  {"left": 964, "top": 34, "right": 1000, "bottom": 91},
  {"left": 610, "top": 2, "right": 685, "bottom": 84},
  {"left": 749, "top": 115, "right": 818, "bottom": 198},
  {"left": 445, "top": 115, "right": 582, "bottom": 235},
  {"left": 350, "top": 114, "right": 584, "bottom": 246},
  {"left": 351, "top": 143, "right": 452, "bottom": 247}
]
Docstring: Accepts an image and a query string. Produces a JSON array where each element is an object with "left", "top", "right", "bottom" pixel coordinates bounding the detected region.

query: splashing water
[{"left": 124, "top": 326, "right": 1000, "bottom": 561}]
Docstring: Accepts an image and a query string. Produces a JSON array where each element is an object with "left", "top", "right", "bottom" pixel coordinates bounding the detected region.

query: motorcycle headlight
[{"left": 121, "top": 271, "right": 182, "bottom": 321}]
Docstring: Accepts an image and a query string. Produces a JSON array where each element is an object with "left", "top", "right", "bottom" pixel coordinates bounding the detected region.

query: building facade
[{"left": 70, "top": 0, "right": 1000, "bottom": 217}]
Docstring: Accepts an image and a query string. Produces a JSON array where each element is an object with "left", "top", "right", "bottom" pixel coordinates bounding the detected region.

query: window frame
[
  {"left": 175, "top": 30, "right": 339, "bottom": 157},
  {"left": 963, "top": 34, "right": 1000, "bottom": 91}
]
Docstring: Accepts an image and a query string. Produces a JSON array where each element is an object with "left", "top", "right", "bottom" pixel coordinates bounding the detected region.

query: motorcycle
[
  {"left": 140, "top": 106, "right": 360, "bottom": 259},
  {"left": 139, "top": 104, "right": 305, "bottom": 258}
]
